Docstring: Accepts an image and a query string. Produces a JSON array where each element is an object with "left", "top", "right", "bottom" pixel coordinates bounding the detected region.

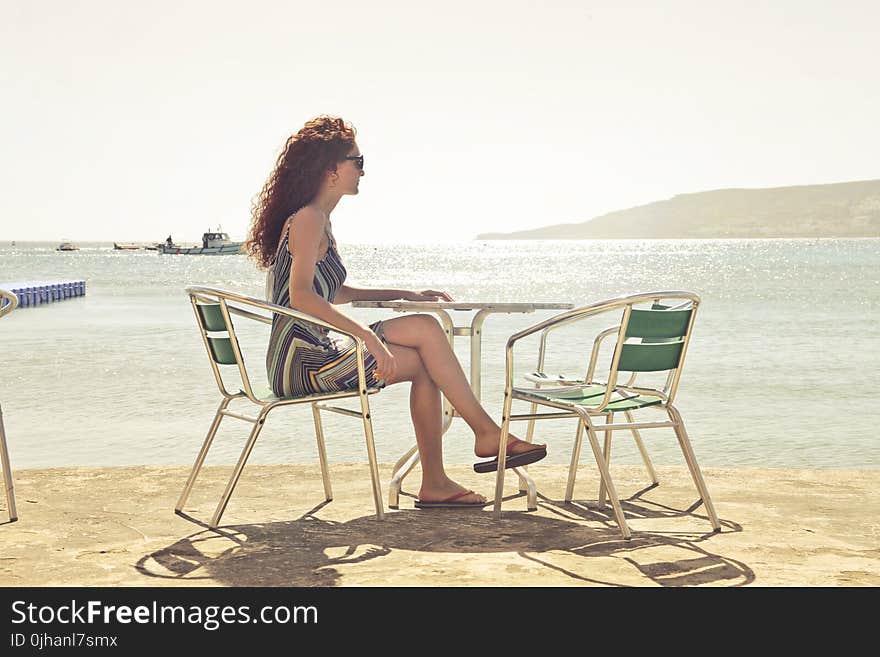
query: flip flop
[
  {"left": 414, "top": 490, "right": 489, "bottom": 509},
  {"left": 473, "top": 445, "right": 548, "bottom": 474}
]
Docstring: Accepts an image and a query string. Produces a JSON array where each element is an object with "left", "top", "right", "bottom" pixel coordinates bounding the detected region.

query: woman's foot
[
  {"left": 474, "top": 428, "right": 545, "bottom": 459},
  {"left": 417, "top": 478, "right": 487, "bottom": 505}
]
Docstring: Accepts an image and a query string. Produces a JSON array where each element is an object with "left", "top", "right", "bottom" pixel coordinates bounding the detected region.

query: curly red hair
[{"left": 246, "top": 116, "right": 357, "bottom": 268}]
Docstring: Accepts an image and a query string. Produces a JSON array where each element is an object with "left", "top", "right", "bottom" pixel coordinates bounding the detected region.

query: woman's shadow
[{"left": 135, "top": 487, "right": 753, "bottom": 586}]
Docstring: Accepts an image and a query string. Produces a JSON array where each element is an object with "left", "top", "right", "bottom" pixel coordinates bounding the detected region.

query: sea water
[{"left": 0, "top": 238, "right": 877, "bottom": 469}]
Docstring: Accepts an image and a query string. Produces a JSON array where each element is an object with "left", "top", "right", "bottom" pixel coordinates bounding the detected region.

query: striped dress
[{"left": 266, "top": 231, "right": 386, "bottom": 398}]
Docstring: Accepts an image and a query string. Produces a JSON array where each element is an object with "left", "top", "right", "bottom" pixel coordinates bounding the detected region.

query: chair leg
[
  {"left": 598, "top": 412, "right": 613, "bottom": 507},
  {"left": 311, "top": 403, "right": 332, "bottom": 502},
  {"left": 580, "top": 413, "right": 631, "bottom": 540},
  {"left": 211, "top": 409, "right": 269, "bottom": 527},
  {"left": 518, "top": 400, "right": 542, "bottom": 493},
  {"left": 492, "top": 396, "right": 515, "bottom": 519},
  {"left": 0, "top": 404, "right": 18, "bottom": 522},
  {"left": 517, "top": 401, "right": 536, "bottom": 496},
  {"left": 524, "top": 401, "right": 538, "bottom": 443},
  {"left": 358, "top": 394, "right": 385, "bottom": 520},
  {"left": 176, "top": 397, "right": 231, "bottom": 513},
  {"left": 625, "top": 410, "right": 659, "bottom": 486},
  {"left": 666, "top": 405, "right": 720, "bottom": 532},
  {"left": 565, "top": 420, "right": 584, "bottom": 502}
]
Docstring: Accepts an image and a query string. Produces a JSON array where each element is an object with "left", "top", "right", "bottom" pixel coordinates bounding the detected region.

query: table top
[{"left": 351, "top": 300, "right": 573, "bottom": 312}]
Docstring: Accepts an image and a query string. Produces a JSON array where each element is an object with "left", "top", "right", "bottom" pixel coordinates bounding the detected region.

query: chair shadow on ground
[{"left": 135, "top": 485, "right": 752, "bottom": 587}]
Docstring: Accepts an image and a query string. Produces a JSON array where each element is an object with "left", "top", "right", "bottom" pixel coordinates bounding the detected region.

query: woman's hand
[
  {"left": 403, "top": 289, "right": 454, "bottom": 302},
  {"left": 363, "top": 332, "right": 397, "bottom": 383}
]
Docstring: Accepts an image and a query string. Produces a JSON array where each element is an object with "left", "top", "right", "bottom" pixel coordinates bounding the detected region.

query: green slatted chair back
[
  {"left": 192, "top": 298, "right": 254, "bottom": 399},
  {"left": 615, "top": 302, "right": 695, "bottom": 373},
  {"left": 195, "top": 302, "right": 238, "bottom": 365}
]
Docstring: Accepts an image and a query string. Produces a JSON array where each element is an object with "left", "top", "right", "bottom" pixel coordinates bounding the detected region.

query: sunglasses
[{"left": 343, "top": 154, "right": 364, "bottom": 170}]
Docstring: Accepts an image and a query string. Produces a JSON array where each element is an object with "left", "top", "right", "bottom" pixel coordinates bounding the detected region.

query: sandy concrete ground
[{"left": 0, "top": 463, "right": 877, "bottom": 587}]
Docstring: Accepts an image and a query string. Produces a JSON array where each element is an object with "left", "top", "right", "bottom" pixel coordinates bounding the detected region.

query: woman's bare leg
[
  {"left": 380, "top": 314, "right": 545, "bottom": 458},
  {"left": 383, "top": 342, "right": 486, "bottom": 503}
]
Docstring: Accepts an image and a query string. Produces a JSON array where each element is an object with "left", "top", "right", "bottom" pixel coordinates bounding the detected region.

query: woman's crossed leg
[{"left": 377, "top": 313, "right": 545, "bottom": 504}]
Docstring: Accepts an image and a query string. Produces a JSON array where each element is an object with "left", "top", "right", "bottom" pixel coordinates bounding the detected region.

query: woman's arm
[
  {"left": 334, "top": 284, "right": 453, "bottom": 304},
  {"left": 286, "top": 209, "right": 377, "bottom": 341},
  {"left": 286, "top": 209, "right": 399, "bottom": 386}
]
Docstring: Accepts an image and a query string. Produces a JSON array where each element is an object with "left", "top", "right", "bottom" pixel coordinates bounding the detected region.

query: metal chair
[
  {"left": 492, "top": 291, "right": 720, "bottom": 539},
  {"left": 176, "top": 286, "right": 386, "bottom": 528},
  {"left": 0, "top": 288, "right": 19, "bottom": 522}
]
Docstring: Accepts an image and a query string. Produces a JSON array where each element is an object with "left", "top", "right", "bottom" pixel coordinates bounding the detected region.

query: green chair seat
[
  {"left": 245, "top": 384, "right": 285, "bottom": 402},
  {"left": 514, "top": 383, "right": 664, "bottom": 412}
]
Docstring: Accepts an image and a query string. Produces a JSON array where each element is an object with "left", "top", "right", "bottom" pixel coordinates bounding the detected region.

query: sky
[{"left": 1, "top": 0, "right": 878, "bottom": 244}]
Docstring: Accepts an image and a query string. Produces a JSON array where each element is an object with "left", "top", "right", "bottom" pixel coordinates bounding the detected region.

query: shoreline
[{"left": 1, "top": 463, "right": 878, "bottom": 587}]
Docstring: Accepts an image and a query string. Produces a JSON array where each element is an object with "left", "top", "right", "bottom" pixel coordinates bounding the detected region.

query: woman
[{"left": 246, "top": 115, "right": 546, "bottom": 508}]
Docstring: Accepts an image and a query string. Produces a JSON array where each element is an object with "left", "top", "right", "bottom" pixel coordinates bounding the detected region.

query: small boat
[
  {"left": 56, "top": 240, "right": 80, "bottom": 251},
  {"left": 113, "top": 242, "right": 142, "bottom": 250},
  {"left": 159, "top": 228, "right": 243, "bottom": 255}
]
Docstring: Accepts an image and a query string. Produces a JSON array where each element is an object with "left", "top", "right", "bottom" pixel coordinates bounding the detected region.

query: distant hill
[{"left": 478, "top": 179, "right": 880, "bottom": 239}]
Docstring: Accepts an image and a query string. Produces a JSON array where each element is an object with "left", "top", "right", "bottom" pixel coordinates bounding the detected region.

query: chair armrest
[
  {"left": 505, "top": 293, "right": 652, "bottom": 349},
  {"left": 508, "top": 300, "right": 626, "bottom": 393},
  {"left": 187, "top": 285, "right": 364, "bottom": 344},
  {"left": 0, "top": 289, "right": 18, "bottom": 319},
  {"left": 504, "top": 299, "right": 625, "bottom": 398}
]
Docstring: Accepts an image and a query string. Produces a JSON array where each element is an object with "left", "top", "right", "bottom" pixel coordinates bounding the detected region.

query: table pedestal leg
[
  {"left": 473, "top": 310, "right": 538, "bottom": 505},
  {"left": 387, "top": 447, "right": 419, "bottom": 508},
  {"left": 513, "top": 468, "right": 538, "bottom": 509}
]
